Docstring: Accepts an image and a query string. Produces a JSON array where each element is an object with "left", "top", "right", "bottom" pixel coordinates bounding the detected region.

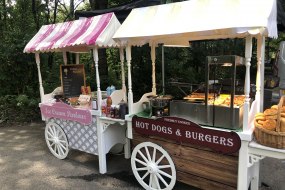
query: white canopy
[{"left": 113, "top": 0, "right": 278, "bottom": 46}]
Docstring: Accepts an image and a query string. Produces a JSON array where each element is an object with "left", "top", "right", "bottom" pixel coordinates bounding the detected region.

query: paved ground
[
  {"left": 0, "top": 122, "right": 284, "bottom": 190},
  {"left": 0, "top": 122, "right": 193, "bottom": 190}
]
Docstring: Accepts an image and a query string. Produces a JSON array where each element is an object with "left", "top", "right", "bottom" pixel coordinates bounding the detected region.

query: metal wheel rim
[
  {"left": 45, "top": 122, "right": 69, "bottom": 159},
  {"left": 131, "top": 142, "right": 176, "bottom": 190}
]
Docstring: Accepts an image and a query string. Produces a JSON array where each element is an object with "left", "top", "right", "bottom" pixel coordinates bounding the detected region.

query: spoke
[
  {"left": 138, "top": 150, "right": 149, "bottom": 163},
  {"left": 52, "top": 126, "right": 57, "bottom": 136},
  {"left": 49, "top": 141, "right": 55, "bottom": 147},
  {"left": 48, "top": 127, "right": 55, "bottom": 136},
  {"left": 156, "top": 155, "right": 165, "bottom": 165},
  {"left": 157, "top": 165, "right": 171, "bottom": 169},
  {"left": 144, "top": 146, "right": 152, "bottom": 161},
  {"left": 156, "top": 172, "right": 169, "bottom": 187},
  {"left": 154, "top": 174, "right": 161, "bottom": 190},
  {"left": 46, "top": 137, "right": 53, "bottom": 141},
  {"left": 54, "top": 144, "right": 58, "bottom": 154},
  {"left": 135, "top": 158, "right": 148, "bottom": 167},
  {"left": 58, "top": 144, "right": 64, "bottom": 155},
  {"left": 158, "top": 169, "right": 172, "bottom": 179},
  {"left": 54, "top": 126, "right": 59, "bottom": 137},
  {"left": 152, "top": 147, "right": 157, "bottom": 162},
  {"left": 59, "top": 139, "right": 67, "bottom": 144},
  {"left": 47, "top": 131, "right": 54, "bottom": 138},
  {"left": 141, "top": 171, "right": 150, "bottom": 180},
  {"left": 136, "top": 167, "right": 148, "bottom": 171},
  {"left": 149, "top": 173, "right": 153, "bottom": 188},
  {"left": 59, "top": 142, "right": 67, "bottom": 150}
]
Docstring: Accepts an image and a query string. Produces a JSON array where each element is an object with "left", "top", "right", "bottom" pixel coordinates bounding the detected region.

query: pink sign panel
[{"left": 40, "top": 102, "right": 92, "bottom": 125}]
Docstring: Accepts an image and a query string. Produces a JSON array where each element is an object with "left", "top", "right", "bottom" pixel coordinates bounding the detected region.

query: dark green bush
[{"left": 0, "top": 95, "right": 41, "bottom": 123}]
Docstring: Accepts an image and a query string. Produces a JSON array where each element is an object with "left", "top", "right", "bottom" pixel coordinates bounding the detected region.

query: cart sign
[
  {"left": 132, "top": 116, "right": 241, "bottom": 154},
  {"left": 40, "top": 102, "right": 92, "bottom": 125}
]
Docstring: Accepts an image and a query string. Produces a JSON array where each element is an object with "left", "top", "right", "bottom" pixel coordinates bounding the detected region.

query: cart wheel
[
  {"left": 131, "top": 142, "right": 176, "bottom": 190},
  {"left": 45, "top": 122, "right": 69, "bottom": 159}
]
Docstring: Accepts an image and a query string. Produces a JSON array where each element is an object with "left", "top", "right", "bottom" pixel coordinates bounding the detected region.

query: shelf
[{"left": 249, "top": 141, "right": 285, "bottom": 159}]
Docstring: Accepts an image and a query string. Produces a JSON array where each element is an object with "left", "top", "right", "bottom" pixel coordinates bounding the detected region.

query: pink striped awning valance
[{"left": 24, "top": 12, "right": 121, "bottom": 53}]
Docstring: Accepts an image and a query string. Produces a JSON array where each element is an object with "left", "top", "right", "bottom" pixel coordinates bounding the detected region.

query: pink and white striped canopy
[{"left": 24, "top": 12, "right": 121, "bottom": 53}]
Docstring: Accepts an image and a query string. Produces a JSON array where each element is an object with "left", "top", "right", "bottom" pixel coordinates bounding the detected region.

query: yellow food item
[
  {"left": 263, "top": 119, "right": 276, "bottom": 131},
  {"left": 264, "top": 108, "right": 278, "bottom": 116}
]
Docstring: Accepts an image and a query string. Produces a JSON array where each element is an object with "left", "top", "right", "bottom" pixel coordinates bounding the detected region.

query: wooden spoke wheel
[
  {"left": 131, "top": 142, "right": 176, "bottom": 190},
  {"left": 45, "top": 122, "right": 69, "bottom": 159}
]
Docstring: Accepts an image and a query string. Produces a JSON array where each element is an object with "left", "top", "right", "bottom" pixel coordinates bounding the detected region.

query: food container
[
  {"left": 254, "top": 96, "right": 285, "bottom": 149},
  {"left": 170, "top": 100, "right": 244, "bottom": 129},
  {"left": 149, "top": 95, "right": 173, "bottom": 117}
]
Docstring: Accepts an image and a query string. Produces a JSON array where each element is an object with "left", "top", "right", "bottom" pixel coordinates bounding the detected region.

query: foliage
[{"left": 0, "top": 95, "right": 40, "bottom": 123}]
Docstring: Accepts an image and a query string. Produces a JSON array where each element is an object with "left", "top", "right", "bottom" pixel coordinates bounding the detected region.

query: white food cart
[
  {"left": 113, "top": 0, "right": 285, "bottom": 189},
  {"left": 23, "top": 12, "right": 130, "bottom": 174}
]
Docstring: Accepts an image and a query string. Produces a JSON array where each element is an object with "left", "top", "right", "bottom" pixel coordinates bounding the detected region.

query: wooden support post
[
  {"left": 120, "top": 47, "right": 127, "bottom": 101},
  {"left": 76, "top": 53, "right": 80, "bottom": 64},
  {"left": 151, "top": 43, "right": 157, "bottom": 95},
  {"left": 260, "top": 37, "right": 265, "bottom": 111},
  {"left": 93, "top": 48, "right": 102, "bottom": 114},
  {"left": 126, "top": 45, "right": 133, "bottom": 114},
  {"left": 63, "top": 51, "right": 67, "bottom": 65},
  {"left": 243, "top": 36, "right": 252, "bottom": 131},
  {"left": 237, "top": 141, "right": 250, "bottom": 190},
  {"left": 256, "top": 36, "right": 265, "bottom": 113},
  {"left": 97, "top": 119, "right": 107, "bottom": 174},
  {"left": 35, "top": 53, "right": 44, "bottom": 103}
]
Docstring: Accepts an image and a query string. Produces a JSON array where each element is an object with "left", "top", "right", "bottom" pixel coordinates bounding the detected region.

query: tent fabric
[
  {"left": 24, "top": 12, "right": 121, "bottom": 53},
  {"left": 113, "top": 0, "right": 278, "bottom": 46}
]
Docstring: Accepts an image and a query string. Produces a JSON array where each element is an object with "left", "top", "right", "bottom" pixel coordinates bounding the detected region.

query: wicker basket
[{"left": 254, "top": 96, "right": 285, "bottom": 149}]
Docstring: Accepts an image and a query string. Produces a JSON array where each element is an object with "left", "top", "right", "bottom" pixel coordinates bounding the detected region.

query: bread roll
[
  {"left": 264, "top": 108, "right": 278, "bottom": 116},
  {"left": 265, "top": 115, "right": 278, "bottom": 120},
  {"left": 271, "top": 105, "right": 278, "bottom": 110},
  {"left": 263, "top": 119, "right": 276, "bottom": 131}
]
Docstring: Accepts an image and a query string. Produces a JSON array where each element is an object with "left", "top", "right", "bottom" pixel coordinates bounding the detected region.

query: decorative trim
[{"left": 248, "top": 153, "right": 265, "bottom": 167}]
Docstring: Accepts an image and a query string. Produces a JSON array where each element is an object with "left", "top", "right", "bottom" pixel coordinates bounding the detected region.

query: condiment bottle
[
  {"left": 119, "top": 99, "right": 128, "bottom": 119},
  {"left": 107, "top": 96, "right": 112, "bottom": 107},
  {"left": 92, "top": 98, "right": 98, "bottom": 110}
]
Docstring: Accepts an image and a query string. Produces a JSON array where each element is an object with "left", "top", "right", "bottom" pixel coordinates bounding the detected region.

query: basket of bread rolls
[{"left": 254, "top": 96, "right": 285, "bottom": 149}]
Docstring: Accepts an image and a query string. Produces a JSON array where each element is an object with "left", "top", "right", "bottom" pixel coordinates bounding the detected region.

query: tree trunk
[
  {"left": 70, "top": 0, "right": 74, "bottom": 19},
  {"left": 53, "top": 0, "right": 58, "bottom": 24},
  {"left": 45, "top": 0, "right": 50, "bottom": 24},
  {"left": 32, "top": 0, "right": 40, "bottom": 30}
]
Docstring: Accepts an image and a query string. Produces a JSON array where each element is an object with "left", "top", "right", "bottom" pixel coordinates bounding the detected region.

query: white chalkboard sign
[{"left": 60, "top": 64, "right": 86, "bottom": 98}]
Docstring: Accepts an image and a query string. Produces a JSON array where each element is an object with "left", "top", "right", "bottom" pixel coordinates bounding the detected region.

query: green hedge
[{"left": 0, "top": 95, "right": 41, "bottom": 123}]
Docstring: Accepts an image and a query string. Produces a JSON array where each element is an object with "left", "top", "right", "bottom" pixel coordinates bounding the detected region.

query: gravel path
[
  {"left": 0, "top": 122, "right": 193, "bottom": 190},
  {"left": 0, "top": 122, "right": 142, "bottom": 190}
]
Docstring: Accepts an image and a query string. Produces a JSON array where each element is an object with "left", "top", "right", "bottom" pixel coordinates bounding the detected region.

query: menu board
[{"left": 60, "top": 64, "right": 86, "bottom": 98}]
